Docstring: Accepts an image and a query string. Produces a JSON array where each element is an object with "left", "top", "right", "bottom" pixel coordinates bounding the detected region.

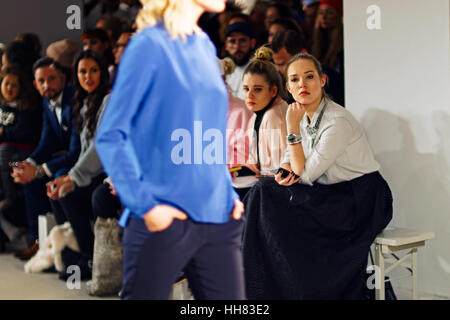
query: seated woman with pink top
[
  {"left": 234, "top": 46, "right": 288, "bottom": 199},
  {"left": 218, "top": 57, "right": 252, "bottom": 169}
]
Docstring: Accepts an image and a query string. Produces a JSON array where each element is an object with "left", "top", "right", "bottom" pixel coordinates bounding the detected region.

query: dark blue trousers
[
  {"left": 22, "top": 168, "right": 67, "bottom": 242},
  {"left": 23, "top": 179, "right": 50, "bottom": 241},
  {"left": 121, "top": 216, "right": 246, "bottom": 300}
]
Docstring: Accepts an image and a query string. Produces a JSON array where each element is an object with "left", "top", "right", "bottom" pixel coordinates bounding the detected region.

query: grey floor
[
  {"left": 0, "top": 253, "right": 117, "bottom": 300},
  {"left": 0, "top": 241, "right": 192, "bottom": 300},
  {"left": 0, "top": 247, "right": 446, "bottom": 300}
]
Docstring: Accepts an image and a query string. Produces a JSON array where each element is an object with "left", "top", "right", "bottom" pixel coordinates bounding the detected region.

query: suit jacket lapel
[{"left": 59, "top": 85, "right": 74, "bottom": 139}]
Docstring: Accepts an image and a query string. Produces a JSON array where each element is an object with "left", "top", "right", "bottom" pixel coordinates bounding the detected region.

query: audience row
[{"left": 0, "top": 0, "right": 361, "bottom": 299}]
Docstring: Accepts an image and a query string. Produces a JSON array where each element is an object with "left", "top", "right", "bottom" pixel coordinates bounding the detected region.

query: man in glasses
[
  {"left": 110, "top": 30, "right": 133, "bottom": 84},
  {"left": 224, "top": 22, "right": 256, "bottom": 100}
]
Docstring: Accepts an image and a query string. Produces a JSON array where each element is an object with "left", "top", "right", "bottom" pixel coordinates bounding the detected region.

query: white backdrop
[{"left": 344, "top": 0, "right": 450, "bottom": 297}]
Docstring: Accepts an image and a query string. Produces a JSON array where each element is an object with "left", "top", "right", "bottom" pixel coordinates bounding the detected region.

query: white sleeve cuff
[
  {"left": 41, "top": 163, "right": 53, "bottom": 177},
  {"left": 25, "top": 158, "right": 37, "bottom": 166}
]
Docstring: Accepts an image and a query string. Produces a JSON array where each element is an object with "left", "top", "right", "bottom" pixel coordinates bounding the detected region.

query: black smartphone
[
  {"left": 270, "top": 168, "right": 300, "bottom": 179},
  {"left": 270, "top": 167, "right": 290, "bottom": 178}
]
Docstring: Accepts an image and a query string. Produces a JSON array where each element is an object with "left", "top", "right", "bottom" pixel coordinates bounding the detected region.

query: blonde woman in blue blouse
[
  {"left": 242, "top": 53, "right": 393, "bottom": 300},
  {"left": 95, "top": 0, "right": 245, "bottom": 300}
]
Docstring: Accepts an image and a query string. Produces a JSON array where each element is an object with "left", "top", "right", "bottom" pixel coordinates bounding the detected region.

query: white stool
[
  {"left": 38, "top": 212, "right": 56, "bottom": 245},
  {"left": 373, "top": 228, "right": 435, "bottom": 300},
  {"left": 169, "top": 278, "right": 193, "bottom": 300}
]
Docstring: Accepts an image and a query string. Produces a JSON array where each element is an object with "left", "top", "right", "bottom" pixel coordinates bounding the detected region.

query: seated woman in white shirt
[{"left": 242, "top": 52, "right": 393, "bottom": 300}]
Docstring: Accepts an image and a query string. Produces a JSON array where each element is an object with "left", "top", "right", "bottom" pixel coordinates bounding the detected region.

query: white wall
[
  {"left": 344, "top": 0, "right": 450, "bottom": 297},
  {"left": 0, "top": 0, "right": 84, "bottom": 55}
]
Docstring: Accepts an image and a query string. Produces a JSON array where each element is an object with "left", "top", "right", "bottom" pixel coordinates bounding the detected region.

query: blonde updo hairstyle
[
  {"left": 243, "top": 46, "right": 284, "bottom": 98},
  {"left": 136, "top": 0, "right": 201, "bottom": 40}
]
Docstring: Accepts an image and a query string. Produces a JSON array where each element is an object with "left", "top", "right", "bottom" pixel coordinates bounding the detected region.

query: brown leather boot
[{"left": 14, "top": 240, "right": 39, "bottom": 260}]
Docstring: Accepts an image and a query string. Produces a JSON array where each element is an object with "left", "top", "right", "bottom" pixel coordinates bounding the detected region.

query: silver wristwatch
[{"left": 286, "top": 133, "right": 302, "bottom": 145}]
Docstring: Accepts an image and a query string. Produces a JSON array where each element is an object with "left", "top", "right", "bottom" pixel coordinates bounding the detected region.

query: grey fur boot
[{"left": 86, "top": 217, "right": 123, "bottom": 296}]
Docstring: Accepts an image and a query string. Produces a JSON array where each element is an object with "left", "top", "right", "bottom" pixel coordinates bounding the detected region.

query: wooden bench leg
[
  {"left": 412, "top": 248, "right": 418, "bottom": 300},
  {"left": 375, "top": 244, "right": 385, "bottom": 300}
]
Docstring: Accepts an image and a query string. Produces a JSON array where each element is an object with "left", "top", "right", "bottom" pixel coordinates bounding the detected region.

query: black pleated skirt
[{"left": 242, "top": 171, "right": 393, "bottom": 300}]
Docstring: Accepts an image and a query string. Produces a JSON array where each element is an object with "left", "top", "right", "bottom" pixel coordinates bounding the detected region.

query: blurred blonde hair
[
  {"left": 252, "top": 46, "right": 273, "bottom": 64},
  {"left": 136, "top": 0, "right": 201, "bottom": 40},
  {"left": 222, "top": 57, "right": 235, "bottom": 77}
]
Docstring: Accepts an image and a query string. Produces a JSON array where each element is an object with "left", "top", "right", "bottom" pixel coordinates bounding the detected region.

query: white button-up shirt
[
  {"left": 282, "top": 98, "right": 380, "bottom": 185},
  {"left": 226, "top": 62, "right": 249, "bottom": 100},
  {"left": 49, "top": 93, "right": 63, "bottom": 125}
]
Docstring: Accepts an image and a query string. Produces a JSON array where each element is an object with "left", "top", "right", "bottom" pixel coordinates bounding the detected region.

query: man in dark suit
[{"left": 11, "top": 57, "right": 81, "bottom": 259}]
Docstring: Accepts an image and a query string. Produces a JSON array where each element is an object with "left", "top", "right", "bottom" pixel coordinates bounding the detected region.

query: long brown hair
[
  {"left": 311, "top": 15, "right": 343, "bottom": 70},
  {"left": 72, "top": 50, "right": 110, "bottom": 140},
  {"left": 0, "top": 67, "right": 39, "bottom": 111}
]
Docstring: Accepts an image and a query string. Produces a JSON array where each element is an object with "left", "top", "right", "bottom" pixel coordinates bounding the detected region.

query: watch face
[{"left": 287, "top": 134, "right": 301, "bottom": 144}]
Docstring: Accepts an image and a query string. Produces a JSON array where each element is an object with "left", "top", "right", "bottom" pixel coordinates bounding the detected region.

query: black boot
[
  {"left": 59, "top": 250, "right": 92, "bottom": 281},
  {"left": 0, "top": 227, "right": 7, "bottom": 252}
]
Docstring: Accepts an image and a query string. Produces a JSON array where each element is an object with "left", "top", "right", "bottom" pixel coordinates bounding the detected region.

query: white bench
[
  {"left": 373, "top": 228, "right": 435, "bottom": 300},
  {"left": 38, "top": 212, "right": 57, "bottom": 245}
]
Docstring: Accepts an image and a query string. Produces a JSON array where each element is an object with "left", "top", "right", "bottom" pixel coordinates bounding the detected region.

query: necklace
[{"left": 306, "top": 99, "right": 327, "bottom": 146}]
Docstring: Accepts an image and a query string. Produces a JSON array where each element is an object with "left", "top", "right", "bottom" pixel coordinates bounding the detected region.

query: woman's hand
[
  {"left": 11, "top": 162, "right": 36, "bottom": 184},
  {"left": 231, "top": 199, "right": 244, "bottom": 220},
  {"left": 46, "top": 175, "right": 75, "bottom": 200},
  {"left": 143, "top": 205, "right": 188, "bottom": 232},
  {"left": 104, "top": 177, "right": 117, "bottom": 196},
  {"left": 58, "top": 178, "right": 76, "bottom": 199},
  {"left": 245, "top": 164, "right": 261, "bottom": 176},
  {"left": 286, "top": 102, "right": 307, "bottom": 133},
  {"left": 275, "top": 171, "right": 301, "bottom": 186}
]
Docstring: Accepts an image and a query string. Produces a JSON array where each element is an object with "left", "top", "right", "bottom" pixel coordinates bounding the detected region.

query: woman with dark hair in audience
[
  {"left": 311, "top": 0, "right": 344, "bottom": 105},
  {"left": 264, "top": 2, "right": 295, "bottom": 30},
  {"left": 242, "top": 53, "right": 392, "bottom": 299},
  {"left": 301, "top": 0, "right": 321, "bottom": 50},
  {"left": 1, "top": 40, "right": 40, "bottom": 80},
  {"left": 95, "top": 14, "right": 127, "bottom": 43},
  {"left": 15, "top": 33, "right": 42, "bottom": 59},
  {"left": 267, "top": 17, "right": 304, "bottom": 43},
  {"left": 0, "top": 67, "right": 41, "bottom": 250},
  {"left": 81, "top": 28, "right": 115, "bottom": 69},
  {"left": 46, "top": 49, "right": 110, "bottom": 280}
]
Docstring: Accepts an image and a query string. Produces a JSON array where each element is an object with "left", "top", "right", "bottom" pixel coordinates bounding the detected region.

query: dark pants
[
  {"left": 234, "top": 187, "right": 251, "bottom": 201},
  {"left": 22, "top": 166, "right": 68, "bottom": 242},
  {"left": 121, "top": 216, "right": 246, "bottom": 300},
  {"left": 23, "top": 179, "right": 51, "bottom": 241},
  {"left": 92, "top": 183, "right": 122, "bottom": 220},
  {"left": 50, "top": 175, "right": 104, "bottom": 259},
  {"left": 0, "top": 145, "right": 29, "bottom": 205},
  {"left": 0, "top": 146, "right": 29, "bottom": 235}
]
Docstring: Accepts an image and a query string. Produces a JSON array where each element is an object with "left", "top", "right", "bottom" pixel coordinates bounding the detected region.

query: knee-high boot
[{"left": 86, "top": 217, "right": 123, "bottom": 296}]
